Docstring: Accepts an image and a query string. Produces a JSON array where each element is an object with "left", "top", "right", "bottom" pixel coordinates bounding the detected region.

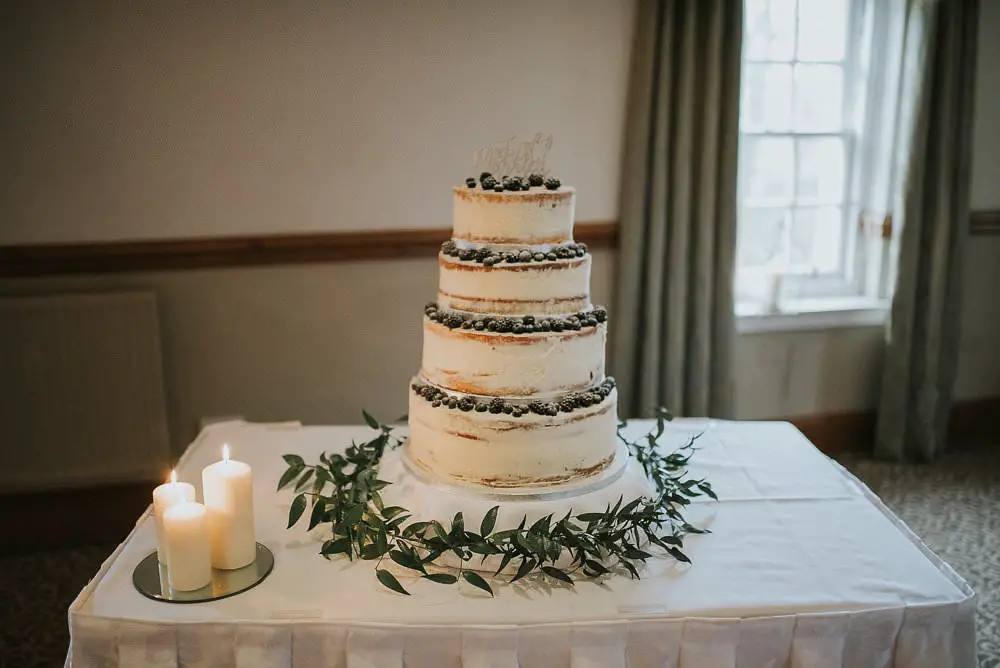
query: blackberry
[
  {"left": 473, "top": 320, "right": 486, "bottom": 331},
  {"left": 483, "top": 255, "right": 498, "bottom": 267},
  {"left": 533, "top": 252, "right": 546, "bottom": 262},
  {"left": 465, "top": 177, "right": 476, "bottom": 188},
  {"left": 480, "top": 172, "right": 493, "bottom": 182},
  {"left": 447, "top": 397, "right": 460, "bottom": 409},
  {"left": 593, "top": 308, "right": 608, "bottom": 323},
  {"left": 493, "top": 184, "right": 504, "bottom": 193},
  {"left": 497, "top": 318, "right": 515, "bottom": 333},
  {"left": 528, "top": 173, "right": 544, "bottom": 187},
  {"left": 461, "top": 320, "right": 473, "bottom": 329},
  {"left": 546, "top": 252, "right": 558, "bottom": 261},
  {"left": 575, "top": 247, "right": 586, "bottom": 258},
  {"left": 481, "top": 176, "right": 498, "bottom": 190},
  {"left": 522, "top": 315, "right": 535, "bottom": 325},
  {"left": 440, "top": 241, "right": 456, "bottom": 255},
  {"left": 446, "top": 315, "right": 463, "bottom": 328},
  {"left": 583, "top": 317, "right": 597, "bottom": 328},
  {"left": 555, "top": 246, "right": 571, "bottom": 259},
  {"left": 512, "top": 323, "right": 524, "bottom": 334},
  {"left": 488, "top": 398, "right": 505, "bottom": 414},
  {"left": 486, "top": 320, "right": 499, "bottom": 332},
  {"left": 459, "top": 397, "right": 476, "bottom": 412},
  {"left": 544, "top": 177, "right": 561, "bottom": 190},
  {"left": 502, "top": 403, "right": 514, "bottom": 414},
  {"left": 550, "top": 320, "right": 565, "bottom": 332},
  {"left": 545, "top": 403, "right": 559, "bottom": 416},
  {"left": 538, "top": 320, "right": 551, "bottom": 332},
  {"left": 459, "top": 248, "right": 476, "bottom": 261},
  {"left": 475, "top": 247, "right": 491, "bottom": 261},
  {"left": 558, "top": 399, "right": 575, "bottom": 413},
  {"left": 432, "top": 400, "right": 442, "bottom": 408},
  {"left": 475, "top": 402, "right": 489, "bottom": 412},
  {"left": 505, "top": 253, "right": 519, "bottom": 263}
]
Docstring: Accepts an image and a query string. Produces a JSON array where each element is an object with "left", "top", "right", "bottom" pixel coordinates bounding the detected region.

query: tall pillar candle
[
  {"left": 163, "top": 501, "right": 211, "bottom": 591},
  {"left": 202, "top": 444, "right": 256, "bottom": 569},
  {"left": 152, "top": 471, "right": 196, "bottom": 563}
]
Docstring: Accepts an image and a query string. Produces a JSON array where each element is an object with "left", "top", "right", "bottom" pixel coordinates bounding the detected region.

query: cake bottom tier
[{"left": 406, "top": 378, "right": 619, "bottom": 489}]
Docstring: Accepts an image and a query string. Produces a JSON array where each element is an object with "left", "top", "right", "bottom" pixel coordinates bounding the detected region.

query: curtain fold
[
  {"left": 611, "top": 0, "right": 742, "bottom": 418},
  {"left": 875, "top": 0, "right": 979, "bottom": 461}
]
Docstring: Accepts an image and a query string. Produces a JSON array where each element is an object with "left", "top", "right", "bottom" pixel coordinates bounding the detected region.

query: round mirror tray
[{"left": 133, "top": 543, "right": 274, "bottom": 604}]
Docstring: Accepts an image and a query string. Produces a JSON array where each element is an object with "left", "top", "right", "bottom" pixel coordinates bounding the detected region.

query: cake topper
[{"left": 474, "top": 133, "right": 553, "bottom": 177}]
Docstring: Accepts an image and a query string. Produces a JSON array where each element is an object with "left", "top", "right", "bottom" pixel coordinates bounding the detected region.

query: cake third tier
[{"left": 421, "top": 303, "right": 608, "bottom": 396}]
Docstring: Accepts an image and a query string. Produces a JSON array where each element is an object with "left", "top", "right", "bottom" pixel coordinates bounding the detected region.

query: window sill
[{"left": 736, "top": 297, "right": 890, "bottom": 334}]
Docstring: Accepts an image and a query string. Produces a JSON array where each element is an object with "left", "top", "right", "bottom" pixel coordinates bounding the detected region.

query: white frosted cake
[{"left": 405, "top": 175, "right": 620, "bottom": 490}]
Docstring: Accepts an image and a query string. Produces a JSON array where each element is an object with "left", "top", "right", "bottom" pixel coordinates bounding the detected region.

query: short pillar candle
[
  {"left": 162, "top": 501, "right": 211, "bottom": 591},
  {"left": 152, "top": 471, "right": 196, "bottom": 563},
  {"left": 202, "top": 444, "right": 256, "bottom": 569}
]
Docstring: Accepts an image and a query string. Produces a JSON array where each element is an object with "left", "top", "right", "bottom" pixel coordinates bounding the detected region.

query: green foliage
[{"left": 278, "top": 409, "right": 714, "bottom": 596}]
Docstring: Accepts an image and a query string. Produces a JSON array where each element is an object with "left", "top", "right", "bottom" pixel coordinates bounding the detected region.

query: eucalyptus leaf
[
  {"left": 308, "top": 498, "right": 327, "bottom": 530},
  {"left": 277, "top": 466, "right": 301, "bottom": 491},
  {"left": 480, "top": 505, "right": 499, "bottom": 536},
  {"left": 287, "top": 494, "right": 307, "bottom": 528},
  {"left": 541, "top": 566, "right": 573, "bottom": 584},
  {"left": 376, "top": 569, "right": 409, "bottom": 595},
  {"left": 362, "top": 410, "right": 381, "bottom": 430},
  {"left": 462, "top": 571, "right": 494, "bottom": 597},
  {"left": 422, "top": 572, "right": 458, "bottom": 584},
  {"left": 282, "top": 454, "right": 306, "bottom": 468}
]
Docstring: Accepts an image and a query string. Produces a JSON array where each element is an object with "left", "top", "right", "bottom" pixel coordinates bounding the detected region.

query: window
[{"left": 736, "top": 0, "right": 893, "bottom": 324}]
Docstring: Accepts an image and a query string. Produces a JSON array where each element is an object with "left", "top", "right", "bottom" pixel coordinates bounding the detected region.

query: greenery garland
[{"left": 279, "top": 408, "right": 715, "bottom": 596}]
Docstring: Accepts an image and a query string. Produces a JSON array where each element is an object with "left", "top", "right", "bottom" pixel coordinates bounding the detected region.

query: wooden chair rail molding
[
  {"left": 0, "top": 222, "right": 618, "bottom": 277},
  {"left": 1, "top": 211, "right": 996, "bottom": 278}
]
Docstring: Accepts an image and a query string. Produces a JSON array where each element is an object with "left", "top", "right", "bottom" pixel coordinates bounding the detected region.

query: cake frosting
[{"left": 406, "top": 178, "right": 619, "bottom": 490}]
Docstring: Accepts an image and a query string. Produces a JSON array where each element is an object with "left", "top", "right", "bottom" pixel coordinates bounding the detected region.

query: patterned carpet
[{"left": 1, "top": 445, "right": 997, "bottom": 668}]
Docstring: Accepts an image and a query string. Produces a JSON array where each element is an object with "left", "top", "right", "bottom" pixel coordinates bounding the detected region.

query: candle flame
[
  {"left": 223, "top": 444, "right": 230, "bottom": 464},
  {"left": 170, "top": 470, "right": 177, "bottom": 486}
]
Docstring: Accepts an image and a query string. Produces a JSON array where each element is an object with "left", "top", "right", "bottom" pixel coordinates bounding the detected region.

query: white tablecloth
[{"left": 68, "top": 419, "right": 977, "bottom": 668}]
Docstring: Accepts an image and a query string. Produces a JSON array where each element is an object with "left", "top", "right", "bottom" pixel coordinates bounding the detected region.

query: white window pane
[
  {"left": 793, "top": 64, "right": 844, "bottom": 132},
  {"left": 739, "top": 207, "right": 790, "bottom": 269},
  {"left": 740, "top": 137, "right": 794, "bottom": 205},
  {"left": 741, "top": 64, "right": 792, "bottom": 132},
  {"left": 791, "top": 206, "right": 843, "bottom": 273},
  {"left": 745, "top": 0, "right": 796, "bottom": 60},
  {"left": 797, "top": 138, "right": 845, "bottom": 205},
  {"left": 797, "top": 0, "right": 848, "bottom": 61}
]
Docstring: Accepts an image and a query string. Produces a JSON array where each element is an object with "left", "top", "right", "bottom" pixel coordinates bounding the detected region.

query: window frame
[{"left": 736, "top": 0, "right": 883, "bottom": 313}]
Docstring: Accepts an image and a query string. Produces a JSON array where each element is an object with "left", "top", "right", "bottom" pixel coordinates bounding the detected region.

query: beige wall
[
  {"left": 0, "top": 0, "right": 633, "bottom": 244},
  {"left": 1, "top": 1, "right": 998, "bottom": 454}
]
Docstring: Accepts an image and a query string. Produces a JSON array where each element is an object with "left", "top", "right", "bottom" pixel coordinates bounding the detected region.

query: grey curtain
[
  {"left": 875, "top": 0, "right": 979, "bottom": 461},
  {"left": 610, "top": 0, "right": 741, "bottom": 418}
]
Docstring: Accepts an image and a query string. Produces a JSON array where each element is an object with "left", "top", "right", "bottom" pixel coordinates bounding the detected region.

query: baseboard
[{"left": 782, "top": 395, "right": 1000, "bottom": 454}]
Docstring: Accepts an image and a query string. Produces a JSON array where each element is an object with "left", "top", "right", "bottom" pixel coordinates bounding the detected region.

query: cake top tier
[{"left": 453, "top": 178, "right": 575, "bottom": 245}]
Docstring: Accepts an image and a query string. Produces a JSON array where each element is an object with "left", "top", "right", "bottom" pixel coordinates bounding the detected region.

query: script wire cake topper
[{"left": 474, "top": 133, "right": 553, "bottom": 177}]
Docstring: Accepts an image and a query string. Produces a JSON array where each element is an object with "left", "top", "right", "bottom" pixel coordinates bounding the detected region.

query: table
[{"left": 68, "top": 419, "right": 977, "bottom": 668}]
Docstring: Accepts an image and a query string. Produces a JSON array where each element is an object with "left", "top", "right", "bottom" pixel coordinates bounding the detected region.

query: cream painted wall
[{"left": 0, "top": 0, "right": 634, "bottom": 244}]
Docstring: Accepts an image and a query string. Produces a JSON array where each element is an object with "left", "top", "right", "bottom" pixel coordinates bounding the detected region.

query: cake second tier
[{"left": 437, "top": 241, "right": 591, "bottom": 316}]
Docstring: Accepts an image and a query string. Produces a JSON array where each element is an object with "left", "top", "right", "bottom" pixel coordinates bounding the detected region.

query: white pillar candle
[
  {"left": 202, "top": 444, "right": 256, "bottom": 570},
  {"left": 162, "top": 501, "right": 212, "bottom": 591},
  {"left": 152, "top": 471, "right": 196, "bottom": 563}
]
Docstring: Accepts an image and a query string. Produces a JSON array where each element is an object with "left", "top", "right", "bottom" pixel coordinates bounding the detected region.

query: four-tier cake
[{"left": 396, "top": 175, "right": 645, "bottom": 501}]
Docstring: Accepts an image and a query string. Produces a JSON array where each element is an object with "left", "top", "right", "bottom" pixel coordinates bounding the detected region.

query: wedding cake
[{"left": 405, "top": 174, "right": 622, "bottom": 492}]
